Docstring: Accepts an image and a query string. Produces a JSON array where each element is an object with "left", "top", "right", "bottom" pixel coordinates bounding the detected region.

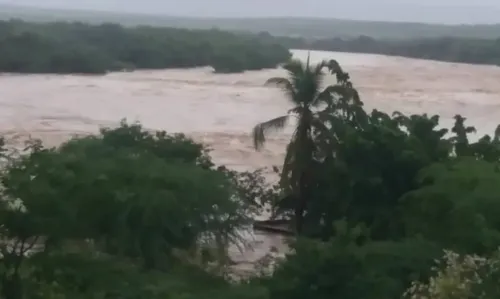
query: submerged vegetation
[
  {"left": 0, "top": 20, "right": 291, "bottom": 74},
  {"left": 0, "top": 56, "right": 499, "bottom": 299}
]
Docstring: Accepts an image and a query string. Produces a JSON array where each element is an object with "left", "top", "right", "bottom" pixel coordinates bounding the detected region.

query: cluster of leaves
[
  {"left": 0, "top": 20, "right": 291, "bottom": 74},
  {"left": 404, "top": 249, "right": 500, "bottom": 299},
  {"left": 259, "top": 221, "right": 440, "bottom": 299},
  {"left": 0, "top": 120, "right": 278, "bottom": 299},
  {"left": 250, "top": 57, "right": 500, "bottom": 299}
]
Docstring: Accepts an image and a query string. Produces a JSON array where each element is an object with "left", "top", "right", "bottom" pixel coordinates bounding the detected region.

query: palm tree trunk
[
  {"left": 294, "top": 112, "right": 313, "bottom": 235},
  {"left": 1, "top": 273, "right": 23, "bottom": 299},
  {"left": 295, "top": 172, "right": 308, "bottom": 234}
]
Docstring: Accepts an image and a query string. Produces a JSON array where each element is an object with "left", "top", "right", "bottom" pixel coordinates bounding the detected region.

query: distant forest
[
  {"left": 0, "top": 20, "right": 291, "bottom": 74},
  {"left": 2, "top": 5, "right": 500, "bottom": 73},
  {"left": 2, "top": 4, "right": 500, "bottom": 39},
  {"left": 274, "top": 35, "right": 500, "bottom": 66}
]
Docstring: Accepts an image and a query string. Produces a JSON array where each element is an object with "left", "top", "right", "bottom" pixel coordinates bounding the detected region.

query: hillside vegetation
[
  {"left": 0, "top": 20, "right": 291, "bottom": 74},
  {"left": 3, "top": 18, "right": 500, "bottom": 76},
  {"left": 271, "top": 34, "right": 500, "bottom": 66},
  {"left": 3, "top": 5, "right": 500, "bottom": 69},
  {"left": 2, "top": 4, "right": 500, "bottom": 39}
]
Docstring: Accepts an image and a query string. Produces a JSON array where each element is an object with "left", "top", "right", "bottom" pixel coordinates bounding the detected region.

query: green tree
[
  {"left": 401, "top": 157, "right": 500, "bottom": 254},
  {"left": 264, "top": 221, "right": 439, "bottom": 299},
  {"left": 0, "top": 20, "right": 291, "bottom": 74},
  {"left": 251, "top": 56, "right": 349, "bottom": 234},
  {"left": 404, "top": 249, "right": 500, "bottom": 299},
  {"left": 0, "top": 121, "right": 255, "bottom": 298}
]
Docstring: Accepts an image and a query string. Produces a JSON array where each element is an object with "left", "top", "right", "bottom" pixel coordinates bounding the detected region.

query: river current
[{"left": 1, "top": 49, "right": 500, "bottom": 274}]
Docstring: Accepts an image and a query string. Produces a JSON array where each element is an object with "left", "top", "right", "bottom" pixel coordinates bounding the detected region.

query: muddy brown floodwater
[{"left": 1, "top": 49, "right": 500, "bottom": 274}]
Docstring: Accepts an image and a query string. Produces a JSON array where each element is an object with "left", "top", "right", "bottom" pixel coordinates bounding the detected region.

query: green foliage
[
  {"left": 264, "top": 222, "right": 440, "bottom": 299},
  {"left": 285, "top": 35, "right": 500, "bottom": 66},
  {"left": 402, "top": 158, "right": 500, "bottom": 254},
  {"left": 3, "top": 121, "right": 251, "bottom": 267},
  {"left": 0, "top": 121, "right": 262, "bottom": 298},
  {"left": 252, "top": 57, "right": 357, "bottom": 233},
  {"left": 0, "top": 20, "right": 291, "bottom": 74},
  {"left": 23, "top": 250, "right": 266, "bottom": 299},
  {"left": 2, "top": 54, "right": 500, "bottom": 299},
  {"left": 251, "top": 57, "right": 500, "bottom": 299},
  {"left": 404, "top": 249, "right": 500, "bottom": 299}
]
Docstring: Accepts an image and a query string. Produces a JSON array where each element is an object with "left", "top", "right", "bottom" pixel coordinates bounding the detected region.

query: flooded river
[{"left": 1, "top": 49, "right": 500, "bottom": 273}]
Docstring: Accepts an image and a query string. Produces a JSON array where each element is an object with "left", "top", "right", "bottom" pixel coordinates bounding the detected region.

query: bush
[
  {"left": 0, "top": 120, "right": 258, "bottom": 298},
  {"left": 263, "top": 222, "right": 441, "bottom": 299},
  {"left": 404, "top": 249, "right": 500, "bottom": 299}
]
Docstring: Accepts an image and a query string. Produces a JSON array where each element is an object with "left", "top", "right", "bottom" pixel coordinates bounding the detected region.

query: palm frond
[
  {"left": 313, "top": 60, "right": 330, "bottom": 75},
  {"left": 288, "top": 106, "right": 303, "bottom": 114},
  {"left": 308, "top": 68, "right": 325, "bottom": 102},
  {"left": 288, "top": 61, "right": 326, "bottom": 107},
  {"left": 283, "top": 59, "right": 306, "bottom": 77},
  {"left": 265, "top": 77, "right": 296, "bottom": 101},
  {"left": 252, "top": 115, "right": 289, "bottom": 150}
]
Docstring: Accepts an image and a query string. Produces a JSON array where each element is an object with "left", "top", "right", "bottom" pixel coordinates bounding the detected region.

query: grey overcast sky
[{"left": 1, "top": 0, "right": 500, "bottom": 24}]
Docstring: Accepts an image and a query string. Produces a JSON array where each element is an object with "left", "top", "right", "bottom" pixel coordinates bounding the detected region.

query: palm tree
[{"left": 252, "top": 54, "right": 341, "bottom": 234}]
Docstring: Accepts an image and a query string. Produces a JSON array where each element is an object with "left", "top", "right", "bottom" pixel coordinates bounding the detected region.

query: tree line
[
  {"left": 3, "top": 5, "right": 500, "bottom": 40},
  {"left": 3, "top": 18, "right": 500, "bottom": 77},
  {"left": 1, "top": 58, "right": 500, "bottom": 299},
  {"left": 269, "top": 33, "right": 500, "bottom": 66},
  {"left": 0, "top": 20, "right": 291, "bottom": 74}
]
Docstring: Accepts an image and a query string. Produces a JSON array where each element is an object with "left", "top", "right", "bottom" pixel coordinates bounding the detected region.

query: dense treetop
[{"left": 0, "top": 20, "right": 291, "bottom": 74}]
